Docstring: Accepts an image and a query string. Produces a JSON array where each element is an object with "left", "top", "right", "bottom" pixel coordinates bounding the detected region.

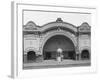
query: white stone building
[{"left": 23, "top": 18, "right": 91, "bottom": 63}]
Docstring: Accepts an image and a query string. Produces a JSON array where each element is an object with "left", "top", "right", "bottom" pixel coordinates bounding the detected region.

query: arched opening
[
  {"left": 43, "top": 35, "right": 76, "bottom": 60},
  {"left": 81, "top": 50, "right": 90, "bottom": 60},
  {"left": 27, "top": 51, "right": 36, "bottom": 61}
]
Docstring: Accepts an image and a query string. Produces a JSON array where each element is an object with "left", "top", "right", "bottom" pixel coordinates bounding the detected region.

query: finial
[{"left": 56, "top": 18, "right": 63, "bottom": 22}]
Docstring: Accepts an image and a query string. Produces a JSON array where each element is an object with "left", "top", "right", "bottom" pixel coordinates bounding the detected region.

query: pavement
[{"left": 23, "top": 60, "right": 91, "bottom": 69}]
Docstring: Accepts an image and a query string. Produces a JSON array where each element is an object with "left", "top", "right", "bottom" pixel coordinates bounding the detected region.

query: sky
[{"left": 23, "top": 10, "right": 91, "bottom": 27}]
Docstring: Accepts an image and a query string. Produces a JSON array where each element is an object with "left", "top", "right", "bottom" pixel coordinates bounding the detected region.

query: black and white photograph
[
  {"left": 11, "top": 2, "right": 97, "bottom": 78},
  {"left": 23, "top": 9, "right": 91, "bottom": 69}
]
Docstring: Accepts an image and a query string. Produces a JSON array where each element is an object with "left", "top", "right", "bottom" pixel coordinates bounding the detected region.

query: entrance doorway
[
  {"left": 63, "top": 51, "right": 76, "bottom": 59},
  {"left": 27, "top": 51, "right": 36, "bottom": 61},
  {"left": 43, "top": 35, "right": 75, "bottom": 60},
  {"left": 81, "top": 50, "right": 90, "bottom": 60}
]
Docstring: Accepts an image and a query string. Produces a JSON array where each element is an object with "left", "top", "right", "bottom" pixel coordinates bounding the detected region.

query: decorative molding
[
  {"left": 78, "top": 22, "right": 91, "bottom": 33},
  {"left": 24, "top": 21, "right": 38, "bottom": 30},
  {"left": 56, "top": 18, "right": 63, "bottom": 22},
  {"left": 24, "top": 47, "right": 38, "bottom": 54}
]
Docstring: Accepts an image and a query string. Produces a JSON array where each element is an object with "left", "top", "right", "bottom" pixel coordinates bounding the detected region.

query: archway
[
  {"left": 43, "top": 35, "right": 76, "bottom": 60},
  {"left": 27, "top": 51, "right": 36, "bottom": 61},
  {"left": 81, "top": 50, "right": 90, "bottom": 60}
]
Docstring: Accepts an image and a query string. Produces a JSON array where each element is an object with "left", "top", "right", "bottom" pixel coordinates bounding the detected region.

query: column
[
  {"left": 38, "top": 47, "right": 44, "bottom": 62},
  {"left": 75, "top": 47, "right": 80, "bottom": 60}
]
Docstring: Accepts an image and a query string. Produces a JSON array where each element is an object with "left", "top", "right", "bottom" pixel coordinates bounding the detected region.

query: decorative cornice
[
  {"left": 24, "top": 21, "right": 38, "bottom": 30},
  {"left": 23, "top": 19, "right": 91, "bottom": 36},
  {"left": 78, "top": 22, "right": 91, "bottom": 33}
]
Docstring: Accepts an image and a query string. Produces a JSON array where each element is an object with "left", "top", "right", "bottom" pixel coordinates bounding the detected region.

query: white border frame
[{"left": 11, "top": 1, "right": 97, "bottom": 78}]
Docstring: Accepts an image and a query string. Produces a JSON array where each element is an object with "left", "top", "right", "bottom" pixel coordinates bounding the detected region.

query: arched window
[
  {"left": 81, "top": 50, "right": 90, "bottom": 60},
  {"left": 27, "top": 51, "right": 36, "bottom": 61}
]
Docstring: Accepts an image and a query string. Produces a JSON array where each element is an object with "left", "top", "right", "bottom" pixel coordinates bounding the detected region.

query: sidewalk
[{"left": 23, "top": 60, "right": 91, "bottom": 69}]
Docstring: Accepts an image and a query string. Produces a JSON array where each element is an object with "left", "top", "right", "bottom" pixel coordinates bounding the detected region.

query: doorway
[
  {"left": 27, "top": 51, "right": 36, "bottom": 61},
  {"left": 81, "top": 50, "right": 90, "bottom": 60}
]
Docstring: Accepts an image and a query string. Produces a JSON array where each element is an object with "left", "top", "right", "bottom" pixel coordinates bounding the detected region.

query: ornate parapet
[{"left": 78, "top": 22, "right": 91, "bottom": 34}]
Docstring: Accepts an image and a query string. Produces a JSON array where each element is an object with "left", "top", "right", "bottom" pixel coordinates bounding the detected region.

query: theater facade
[{"left": 23, "top": 18, "right": 91, "bottom": 66}]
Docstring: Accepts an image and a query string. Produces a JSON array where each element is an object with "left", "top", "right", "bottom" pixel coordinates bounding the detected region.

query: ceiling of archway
[{"left": 43, "top": 35, "right": 75, "bottom": 52}]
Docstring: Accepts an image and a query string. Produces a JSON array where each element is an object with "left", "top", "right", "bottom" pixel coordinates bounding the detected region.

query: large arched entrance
[{"left": 43, "top": 35, "right": 76, "bottom": 60}]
